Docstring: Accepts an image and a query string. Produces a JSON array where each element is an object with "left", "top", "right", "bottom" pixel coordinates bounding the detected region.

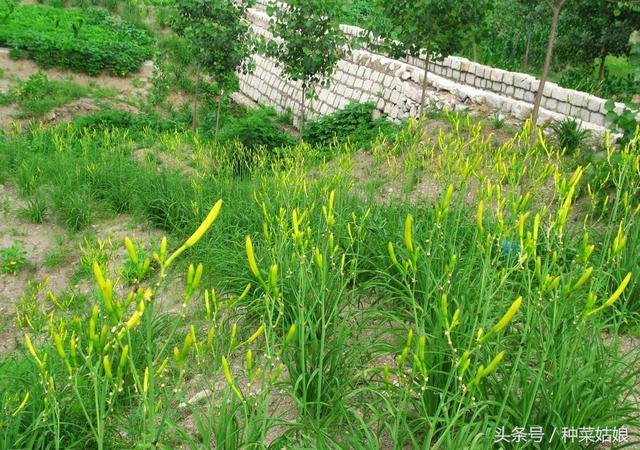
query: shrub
[
  {"left": 0, "top": 3, "right": 153, "bottom": 76},
  {"left": 218, "top": 107, "right": 296, "bottom": 150},
  {"left": 303, "top": 101, "right": 398, "bottom": 147}
]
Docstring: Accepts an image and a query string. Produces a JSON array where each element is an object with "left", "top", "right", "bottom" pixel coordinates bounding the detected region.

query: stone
[
  {"left": 579, "top": 108, "right": 591, "bottom": 122},
  {"left": 590, "top": 111, "right": 605, "bottom": 126},
  {"left": 544, "top": 97, "right": 558, "bottom": 111},
  {"left": 541, "top": 82, "right": 554, "bottom": 97},
  {"left": 587, "top": 96, "right": 604, "bottom": 112},
  {"left": 490, "top": 69, "right": 504, "bottom": 82},
  {"left": 556, "top": 101, "right": 569, "bottom": 115},
  {"left": 502, "top": 72, "right": 514, "bottom": 85},
  {"left": 551, "top": 87, "right": 568, "bottom": 102},
  {"left": 513, "top": 74, "right": 532, "bottom": 90},
  {"left": 513, "top": 103, "right": 533, "bottom": 120}
]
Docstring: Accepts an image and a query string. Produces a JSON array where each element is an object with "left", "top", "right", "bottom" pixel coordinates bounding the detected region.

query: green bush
[
  {"left": 218, "top": 107, "right": 296, "bottom": 150},
  {"left": 303, "top": 101, "right": 399, "bottom": 147},
  {"left": 0, "top": 3, "right": 153, "bottom": 76}
]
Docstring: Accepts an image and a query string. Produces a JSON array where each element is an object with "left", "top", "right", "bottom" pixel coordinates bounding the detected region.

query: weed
[
  {"left": 44, "top": 246, "right": 70, "bottom": 269},
  {"left": 0, "top": 241, "right": 28, "bottom": 275},
  {"left": 491, "top": 112, "right": 506, "bottom": 129},
  {"left": 605, "top": 100, "right": 639, "bottom": 148},
  {"left": 550, "top": 117, "right": 590, "bottom": 153},
  {"left": 15, "top": 71, "right": 116, "bottom": 117},
  {"left": 18, "top": 196, "right": 47, "bottom": 224}
]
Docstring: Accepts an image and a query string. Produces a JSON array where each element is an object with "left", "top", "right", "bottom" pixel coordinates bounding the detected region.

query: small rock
[{"left": 178, "top": 389, "right": 213, "bottom": 409}]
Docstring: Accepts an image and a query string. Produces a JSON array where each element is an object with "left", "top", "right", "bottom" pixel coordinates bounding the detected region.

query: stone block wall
[{"left": 240, "top": 1, "right": 630, "bottom": 132}]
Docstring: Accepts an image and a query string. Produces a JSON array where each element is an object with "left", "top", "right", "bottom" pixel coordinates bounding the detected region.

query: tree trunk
[
  {"left": 523, "top": 31, "right": 532, "bottom": 72},
  {"left": 299, "top": 83, "right": 306, "bottom": 140},
  {"left": 472, "top": 42, "right": 478, "bottom": 62},
  {"left": 530, "top": 0, "right": 565, "bottom": 146},
  {"left": 596, "top": 47, "right": 607, "bottom": 93},
  {"left": 420, "top": 53, "right": 430, "bottom": 117},
  {"left": 192, "top": 66, "right": 200, "bottom": 134},
  {"left": 214, "top": 91, "right": 223, "bottom": 145}
]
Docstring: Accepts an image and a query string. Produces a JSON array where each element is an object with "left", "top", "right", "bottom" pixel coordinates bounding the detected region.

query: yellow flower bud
[
  {"left": 126, "top": 312, "right": 141, "bottom": 331},
  {"left": 603, "top": 272, "right": 632, "bottom": 308},
  {"left": 103, "top": 355, "right": 113, "bottom": 380},
  {"left": 491, "top": 297, "right": 522, "bottom": 334},
  {"left": 184, "top": 200, "right": 223, "bottom": 248},
  {"left": 482, "top": 351, "right": 505, "bottom": 378},
  {"left": 245, "top": 236, "right": 262, "bottom": 281},
  {"left": 404, "top": 214, "right": 414, "bottom": 254},
  {"left": 246, "top": 324, "right": 265, "bottom": 344},
  {"left": 124, "top": 237, "right": 138, "bottom": 265}
]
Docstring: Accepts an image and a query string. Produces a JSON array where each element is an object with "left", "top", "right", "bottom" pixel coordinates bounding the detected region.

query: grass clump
[
  {"left": 550, "top": 117, "right": 591, "bottom": 154},
  {"left": 0, "top": 2, "right": 153, "bottom": 76}
]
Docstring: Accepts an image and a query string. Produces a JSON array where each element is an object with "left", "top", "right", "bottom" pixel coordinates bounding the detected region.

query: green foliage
[
  {"left": 0, "top": 2, "right": 153, "bottom": 76},
  {"left": 605, "top": 100, "right": 639, "bottom": 148},
  {"left": 491, "top": 112, "right": 506, "bottom": 129},
  {"left": 267, "top": 0, "right": 347, "bottom": 91},
  {"left": 303, "top": 101, "right": 398, "bottom": 147},
  {"left": 550, "top": 117, "right": 590, "bottom": 154},
  {"left": 171, "top": 0, "right": 256, "bottom": 134},
  {"left": 12, "top": 71, "right": 115, "bottom": 117},
  {"left": 0, "top": 113, "right": 639, "bottom": 448},
  {"left": 267, "top": 0, "right": 348, "bottom": 133},
  {"left": 556, "top": 0, "right": 640, "bottom": 73},
  {"left": 218, "top": 107, "right": 295, "bottom": 150},
  {"left": 376, "top": 0, "right": 489, "bottom": 61},
  {"left": 0, "top": 241, "right": 28, "bottom": 275},
  {"left": 172, "top": 0, "right": 255, "bottom": 90}
]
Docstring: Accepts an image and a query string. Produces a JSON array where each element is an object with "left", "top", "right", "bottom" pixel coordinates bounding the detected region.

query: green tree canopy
[{"left": 266, "top": 0, "right": 349, "bottom": 136}]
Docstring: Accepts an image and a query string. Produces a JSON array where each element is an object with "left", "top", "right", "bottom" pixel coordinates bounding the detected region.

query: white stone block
[
  {"left": 579, "top": 108, "right": 591, "bottom": 122},
  {"left": 544, "top": 98, "right": 558, "bottom": 111},
  {"left": 557, "top": 102, "right": 570, "bottom": 115},
  {"left": 502, "top": 72, "right": 514, "bottom": 85},
  {"left": 490, "top": 69, "right": 504, "bottom": 82},
  {"left": 551, "top": 87, "right": 568, "bottom": 102},
  {"left": 513, "top": 103, "right": 533, "bottom": 120},
  {"left": 587, "top": 96, "right": 605, "bottom": 112},
  {"left": 590, "top": 112, "right": 605, "bottom": 126}
]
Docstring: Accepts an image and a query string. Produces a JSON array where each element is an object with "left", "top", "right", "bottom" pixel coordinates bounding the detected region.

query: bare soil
[
  {"left": 0, "top": 47, "right": 153, "bottom": 130},
  {"left": 0, "top": 184, "right": 163, "bottom": 354}
]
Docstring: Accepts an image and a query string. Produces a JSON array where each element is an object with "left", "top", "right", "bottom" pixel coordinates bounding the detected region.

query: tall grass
[{"left": 0, "top": 113, "right": 638, "bottom": 448}]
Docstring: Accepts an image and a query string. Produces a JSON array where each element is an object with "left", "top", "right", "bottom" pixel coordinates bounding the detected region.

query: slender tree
[
  {"left": 172, "top": 0, "right": 256, "bottom": 138},
  {"left": 376, "top": 0, "right": 490, "bottom": 116},
  {"left": 530, "top": 0, "right": 567, "bottom": 141},
  {"left": 266, "top": 0, "right": 348, "bottom": 138}
]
